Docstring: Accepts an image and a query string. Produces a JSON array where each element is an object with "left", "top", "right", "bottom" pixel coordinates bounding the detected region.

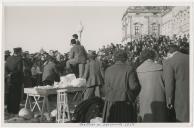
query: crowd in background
[
  {"left": 97, "top": 34, "right": 189, "bottom": 69},
  {"left": 4, "top": 34, "right": 189, "bottom": 88}
]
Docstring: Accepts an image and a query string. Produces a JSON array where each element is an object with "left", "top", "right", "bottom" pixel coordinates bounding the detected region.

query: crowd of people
[
  {"left": 4, "top": 33, "right": 190, "bottom": 123},
  {"left": 97, "top": 34, "right": 189, "bottom": 69}
]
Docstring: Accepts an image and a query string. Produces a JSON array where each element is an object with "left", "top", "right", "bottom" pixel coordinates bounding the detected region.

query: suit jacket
[
  {"left": 104, "top": 61, "right": 140, "bottom": 102},
  {"left": 42, "top": 61, "right": 59, "bottom": 84},
  {"left": 163, "top": 52, "right": 189, "bottom": 122},
  {"left": 69, "top": 44, "right": 87, "bottom": 64},
  {"left": 83, "top": 59, "right": 104, "bottom": 87}
]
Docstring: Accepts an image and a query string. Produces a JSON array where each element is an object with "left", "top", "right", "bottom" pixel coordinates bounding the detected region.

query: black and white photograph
[{"left": 0, "top": 0, "right": 193, "bottom": 127}]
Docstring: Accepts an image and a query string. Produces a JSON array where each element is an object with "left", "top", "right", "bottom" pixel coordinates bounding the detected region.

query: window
[
  {"left": 152, "top": 23, "right": 158, "bottom": 34},
  {"left": 135, "top": 25, "right": 140, "bottom": 35}
]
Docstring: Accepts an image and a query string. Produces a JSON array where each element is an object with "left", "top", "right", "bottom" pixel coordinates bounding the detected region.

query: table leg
[
  {"left": 65, "top": 92, "right": 71, "bottom": 121},
  {"left": 32, "top": 96, "right": 42, "bottom": 112},
  {"left": 24, "top": 94, "right": 29, "bottom": 108},
  {"left": 46, "top": 97, "right": 50, "bottom": 112},
  {"left": 40, "top": 96, "right": 46, "bottom": 122},
  {"left": 29, "top": 97, "right": 32, "bottom": 110}
]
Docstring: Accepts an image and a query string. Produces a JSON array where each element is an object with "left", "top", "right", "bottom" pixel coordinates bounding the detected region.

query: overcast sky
[{"left": 4, "top": 6, "right": 126, "bottom": 53}]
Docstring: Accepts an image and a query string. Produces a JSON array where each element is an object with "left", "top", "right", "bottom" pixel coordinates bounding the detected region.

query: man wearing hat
[
  {"left": 83, "top": 50, "right": 104, "bottom": 100},
  {"left": 5, "top": 47, "right": 24, "bottom": 114},
  {"left": 5, "top": 50, "right": 11, "bottom": 61},
  {"left": 102, "top": 49, "right": 140, "bottom": 122}
]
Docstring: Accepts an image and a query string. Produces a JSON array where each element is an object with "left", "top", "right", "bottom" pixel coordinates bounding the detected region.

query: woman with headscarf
[{"left": 136, "top": 48, "right": 168, "bottom": 122}]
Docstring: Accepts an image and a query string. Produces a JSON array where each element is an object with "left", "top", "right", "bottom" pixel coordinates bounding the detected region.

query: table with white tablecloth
[{"left": 24, "top": 86, "right": 86, "bottom": 122}]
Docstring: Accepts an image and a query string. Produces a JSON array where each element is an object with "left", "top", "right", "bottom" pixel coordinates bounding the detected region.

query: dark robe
[{"left": 5, "top": 55, "right": 24, "bottom": 114}]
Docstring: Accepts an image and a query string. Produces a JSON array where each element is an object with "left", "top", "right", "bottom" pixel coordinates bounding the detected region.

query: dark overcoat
[
  {"left": 136, "top": 59, "right": 167, "bottom": 122},
  {"left": 5, "top": 55, "right": 23, "bottom": 114},
  {"left": 163, "top": 52, "right": 189, "bottom": 122},
  {"left": 102, "top": 62, "right": 140, "bottom": 122},
  {"left": 104, "top": 62, "right": 140, "bottom": 102}
]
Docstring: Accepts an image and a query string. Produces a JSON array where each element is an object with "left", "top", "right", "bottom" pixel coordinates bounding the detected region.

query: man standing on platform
[
  {"left": 163, "top": 45, "right": 189, "bottom": 122},
  {"left": 72, "top": 34, "right": 81, "bottom": 45},
  {"left": 5, "top": 47, "right": 24, "bottom": 114},
  {"left": 66, "top": 39, "right": 87, "bottom": 78}
]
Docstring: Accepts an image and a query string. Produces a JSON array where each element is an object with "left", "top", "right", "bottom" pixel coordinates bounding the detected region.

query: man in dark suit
[
  {"left": 5, "top": 47, "right": 24, "bottom": 114},
  {"left": 163, "top": 45, "right": 189, "bottom": 122},
  {"left": 66, "top": 39, "right": 87, "bottom": 77}
]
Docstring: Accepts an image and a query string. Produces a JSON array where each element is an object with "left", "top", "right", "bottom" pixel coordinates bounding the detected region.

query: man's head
[
  {"left": 70, "top": 39, "right": 77, "bottom": 45},
  {"left": 5, "top": 50, "right": 11, "bottom": 61},
  {"left": 167, "top": 44, "right": 179, "bottom": 58},
  {"left": 13, "top": 47, "right": 22, "bottom": 56},
  {"left": 139, "top": 48, "right": 156, "bottom": 62},
  {"left": 72, "top": 34, "right": 78, "bottom": 39},
  {"left": 49, "top": 50, "right": 54, "bottom": 56},
  {"left": 113, "top": 49, "right": 128, "bottom": 62},
  {"left": 23, "top": 51, "right": 30, "bottom": 58},
  {"left": 88, "top": 50, "right": 97, "bottom": 60},
  {"left": 5, "top": 50, "right": 11, "bottom": 56},
  {"left": 47, "top": 55, "right": 55, "bottom": 62},
  {"left": 168, "top": 44, "right": 179, "bottom": 54}
]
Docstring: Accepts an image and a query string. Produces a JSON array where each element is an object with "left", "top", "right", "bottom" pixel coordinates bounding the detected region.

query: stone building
[{"left": 121, "top": 6, "right": 190, "bottom": 42}]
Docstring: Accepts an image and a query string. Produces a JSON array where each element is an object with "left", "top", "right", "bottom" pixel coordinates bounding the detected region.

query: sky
[{"left": 4, "top": 6, "right": 126, "bottom": 53}]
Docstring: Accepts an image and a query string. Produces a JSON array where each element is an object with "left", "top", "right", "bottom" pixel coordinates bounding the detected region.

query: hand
[{"left": 167, "top": 103, "right": 173, "bottom": 109}]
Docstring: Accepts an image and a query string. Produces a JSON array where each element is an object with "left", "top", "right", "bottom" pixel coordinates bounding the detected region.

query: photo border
[{"left": 0, "top": 0, "right": 193, "bottom": 127}]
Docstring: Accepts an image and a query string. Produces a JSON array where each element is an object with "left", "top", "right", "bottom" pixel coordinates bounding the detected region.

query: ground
[{"left": 4, "top": 93, "right": 83, "bottom": 123}]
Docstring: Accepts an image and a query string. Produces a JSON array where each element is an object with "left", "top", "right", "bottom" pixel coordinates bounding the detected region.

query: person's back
[
  {"left": 42, "top": 61, "right": 59, "bottom": 85},
  {"left": 83, "top": 51, "right": 104, "bottom": 100},
  {"left": 102, "top": 50, "right": 140, "bottom": 123},
  {"left": 105, "top": 63, "right": 134, "bottom": 102},
  {"left": 87, "top": 59, "right": 104, "bottom": 85},
  {"left": 166, "top": 52, "right": 189, "bottom": 83},
  {"left": 136, "top": 48, "right": 168, "bottom": 122},
  {"left": 163, "top": 51, "right": 189, "bottom": 122},
  {"left": 70, "top": 44, "right": 87, "bottom": 64},
  {"left": 66, "top": 39, "right": 87, "bottom": 77}
]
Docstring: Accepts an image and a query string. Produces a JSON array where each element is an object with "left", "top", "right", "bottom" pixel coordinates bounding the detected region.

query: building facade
[{"left": 121, "top": 6, "right": 190, "bottom": 42}]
